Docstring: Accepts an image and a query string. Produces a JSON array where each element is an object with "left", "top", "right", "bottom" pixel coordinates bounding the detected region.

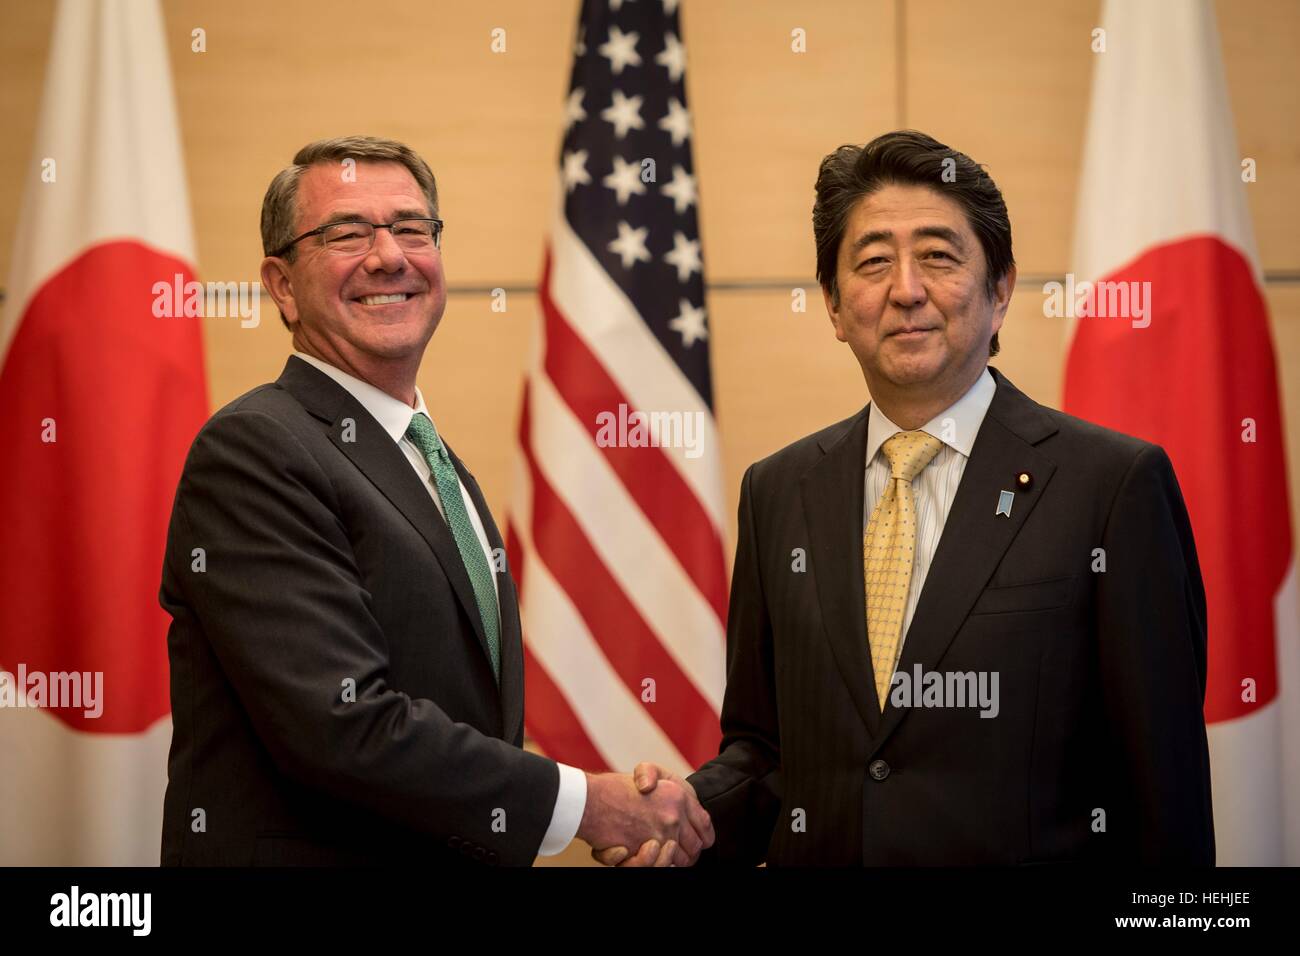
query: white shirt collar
[
  {"left": 293, "top": 351, "right": 430, "bottom": 443},
  {"left": 866, "top": 365, "right": 997, "bottom": 466}
]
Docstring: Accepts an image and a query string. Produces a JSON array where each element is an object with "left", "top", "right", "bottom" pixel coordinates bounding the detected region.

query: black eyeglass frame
[{"left": 269, "top": 218, "right": 444, "bottom": 258}]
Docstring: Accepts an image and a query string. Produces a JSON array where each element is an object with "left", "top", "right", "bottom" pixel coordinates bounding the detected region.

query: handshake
[{"left": 576, "top": 762, "right": 714, "bottom": 867}]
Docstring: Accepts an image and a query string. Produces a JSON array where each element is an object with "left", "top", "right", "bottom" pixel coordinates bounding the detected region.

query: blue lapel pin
[{"left": 995, "top": 489, "right": 1014, "bottom": 517}]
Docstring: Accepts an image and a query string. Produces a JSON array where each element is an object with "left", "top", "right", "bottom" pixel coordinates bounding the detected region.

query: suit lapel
[
  {"left": 275, "top": 357, "right": 495, "bottom": 679},
  {"left": 869, "top": 367, "right": 1060, "bottom": 748},
  {"left": 800, "top": 407, "right": 886, "bottom": 738}
]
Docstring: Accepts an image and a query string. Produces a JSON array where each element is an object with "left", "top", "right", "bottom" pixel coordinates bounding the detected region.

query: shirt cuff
[{"left": 536, "top": 762, "right": 588, "bottom": 856}]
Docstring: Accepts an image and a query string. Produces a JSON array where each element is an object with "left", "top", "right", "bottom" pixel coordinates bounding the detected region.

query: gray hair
[{"left": 260, "top": 135, "right": 439, "bottom": 263}]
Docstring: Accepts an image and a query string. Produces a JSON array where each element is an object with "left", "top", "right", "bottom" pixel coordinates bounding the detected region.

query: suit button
[
  {"left": 473, "top": 846, "right": 487, "bottom": 862},
  {"left": 448, "top": 837, "right": 462, "bottom": 849},
  {"left": 488, "top": 851, "right": 499, "bottom": 865},
  {"left": 868, "top": 759, "right": 890, "bottom": 781}
]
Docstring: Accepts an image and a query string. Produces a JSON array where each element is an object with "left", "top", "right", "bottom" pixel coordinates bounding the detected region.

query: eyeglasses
[{"left": 271, "top": 218, "right": 444, "bottom": 258}]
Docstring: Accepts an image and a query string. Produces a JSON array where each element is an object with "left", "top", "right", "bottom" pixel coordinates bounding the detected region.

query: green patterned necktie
[{"left": 405, "top": 412, "right": 500, "bottom": 682}]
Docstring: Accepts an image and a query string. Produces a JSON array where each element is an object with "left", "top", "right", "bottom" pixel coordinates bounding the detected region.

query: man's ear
[
  {"left": 260, "top": 256, "right": 299, "bottom": 327},
  {"left": 823, "top": 281, "right": 848, "bottom": 343},
  {"left": 990, "top": 263, "right": 1016, "bottom": 335}
]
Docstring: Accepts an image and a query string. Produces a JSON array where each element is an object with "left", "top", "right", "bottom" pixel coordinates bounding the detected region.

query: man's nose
[
  {"left": 362, "top": 227, "right": 407, "bottom": 272},
  {"left": 890, "top": 258, "right": 927, "bottom": 307}
]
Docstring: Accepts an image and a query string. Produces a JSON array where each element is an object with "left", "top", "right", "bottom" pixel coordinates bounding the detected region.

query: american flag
[{"left": 507, "top": 0, "right": 726, "bottom": 774}]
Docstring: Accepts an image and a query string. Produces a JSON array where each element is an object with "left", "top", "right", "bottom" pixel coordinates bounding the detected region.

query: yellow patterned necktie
[{"left": 864, "top": 430, "right": 945, "bottom": 710}]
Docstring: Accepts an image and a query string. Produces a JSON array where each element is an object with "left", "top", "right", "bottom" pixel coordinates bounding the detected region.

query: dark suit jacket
[
  {"left": 688, "top": 367, "right": 1214, "bottom": 865},
  {"left": 160, "top": 356, "right": 557, "bottom": 866}
]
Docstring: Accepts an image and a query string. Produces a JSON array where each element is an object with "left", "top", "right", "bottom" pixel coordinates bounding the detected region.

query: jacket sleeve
[
  {"left": 688, "top": 464, "right": 783, "bottom": 865},
  {"left": 163, "top": 407, "right": 558, "bottom": 865},
  {"left": 1095, "top": 443, "right": 1215, "bottom": 864}
]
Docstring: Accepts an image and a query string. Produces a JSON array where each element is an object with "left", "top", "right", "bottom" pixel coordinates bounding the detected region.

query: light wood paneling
[
  {"left": 904, "top": 0, "right": 1101, "bottom": 278},
  {"left": 1218, "top": 0, "right": 1300, "bottom": 271},
  {"left": 683, "top": 0, "right": 896, "bottom": 282},
  {"left": 0, "top": 0, "right": 56, "bottom": 290}
]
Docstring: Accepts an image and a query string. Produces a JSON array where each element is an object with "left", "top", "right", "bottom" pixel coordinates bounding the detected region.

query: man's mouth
[
  {"left": 890, "top": 327, "right": 936, "bottom": 337},
  {"left": 353, "top": 292, "right": 416, "bottom": 306}
]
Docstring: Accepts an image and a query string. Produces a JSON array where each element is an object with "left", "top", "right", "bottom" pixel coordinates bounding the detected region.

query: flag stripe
[
  {"left": 523, "top": 651, "right": 611, "bottom": 774},
  {"left": 518, "top": 549, "right": 692, "bottom": 776},
  {"left": 548, "top": 218, "right": 726, "bottom": 532},
  {"left": 506, "top": 523, "right": 611, "bottom": 772},
  {"left": 527, "top": 370, "right": 725, "bottom": 704},
  {"left": 510, "top": 461, "right": 693, "bottom": 775},
  {"left": 521, "top": 386, "right": 722, "bottom": 764},
  {"left": 541, "top": 252, "right": 728, "bottom": 626}
]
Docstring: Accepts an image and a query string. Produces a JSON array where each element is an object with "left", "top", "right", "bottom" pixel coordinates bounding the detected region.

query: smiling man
[
  {"left": 603, "top": 129, "right": 1215, "bottom": 866},
  {"left": 158, "top": 136, "right": 712, "bottom": 866}
]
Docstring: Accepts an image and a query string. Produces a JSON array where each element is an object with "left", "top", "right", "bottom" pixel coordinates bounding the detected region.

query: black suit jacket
[
  {"left": 688, "top": 367, "right": 1214, "bottom": 865},
  {"left": 160, "top": 356, "right": 557, "bottom": 866}
]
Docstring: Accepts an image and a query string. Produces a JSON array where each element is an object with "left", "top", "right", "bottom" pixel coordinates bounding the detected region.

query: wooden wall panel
[
  {"left": 683, "top": 0, "right": 896, "bottom": 282},
  {"left": 1219, "top": 0, "right": 1300, "bottom": 271},
  {"left": 903, "top": 0, "right": 1101, "bottom": 278}
]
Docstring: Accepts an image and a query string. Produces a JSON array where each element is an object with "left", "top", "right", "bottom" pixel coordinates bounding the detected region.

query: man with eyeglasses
[{"left": 159, "top": 136, "right": 711, "bottom": 867}]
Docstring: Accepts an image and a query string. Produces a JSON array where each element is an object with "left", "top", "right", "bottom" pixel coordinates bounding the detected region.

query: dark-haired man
[{"left": 602, "top": 129, "right": 1214, "bottom": 865}]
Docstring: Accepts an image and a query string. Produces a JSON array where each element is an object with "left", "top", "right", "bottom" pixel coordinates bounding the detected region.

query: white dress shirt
[
  {"left": 293, "top": 352, "right": 586, "bottom": 856},
  {"left": 864, "top": 366, "right": 997, "bottom": 658}
]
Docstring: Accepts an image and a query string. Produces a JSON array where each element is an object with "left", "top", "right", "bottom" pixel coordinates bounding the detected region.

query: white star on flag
[
  {"left": 658, "top": 97, "right": 691, "bottom": 146},
  {"left": 562, "top": 150, "right": 592, "bottom": 192},
  {"left": 661, "top": 164, "right": 697, "bottom": 213},
  {"left": 656, "top": 32, "right": 686, "bottom": 82},
  {"left": 599, "top": 26, "right": 642, "bottom": 75},
  {"left": 608, "top": 221, "right": 652, "bottom": 269},
  {"left": 668, "top": 298, "right": 708, "bottom": 346},
  {"left": 564, "top": 88, "right": 587, "bottom": 130},
  {"left": 601, "top": 89, "right": 645, "bottom": 139},
  {"left": 664, "top": 231, "right": 702, "bottom": 282},
  {"left": 603, "top": 155, "right": 647, "bottom": 205}
]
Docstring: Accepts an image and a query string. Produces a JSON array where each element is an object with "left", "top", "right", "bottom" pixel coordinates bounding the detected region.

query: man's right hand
[
  {"left": 587, "top": 763, "right": 711, "bottom": 867},
  {"left": 577, "top": 765, "right": 713, "bottom": 867}
]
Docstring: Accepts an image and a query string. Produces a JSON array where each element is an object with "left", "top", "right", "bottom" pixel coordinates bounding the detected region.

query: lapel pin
[
  {"left": 996, "top": 490, "right": 1015, "bottom": 517},
  {"left": 1016, "top": 470, "right": 1033, "bottom": 490}
]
